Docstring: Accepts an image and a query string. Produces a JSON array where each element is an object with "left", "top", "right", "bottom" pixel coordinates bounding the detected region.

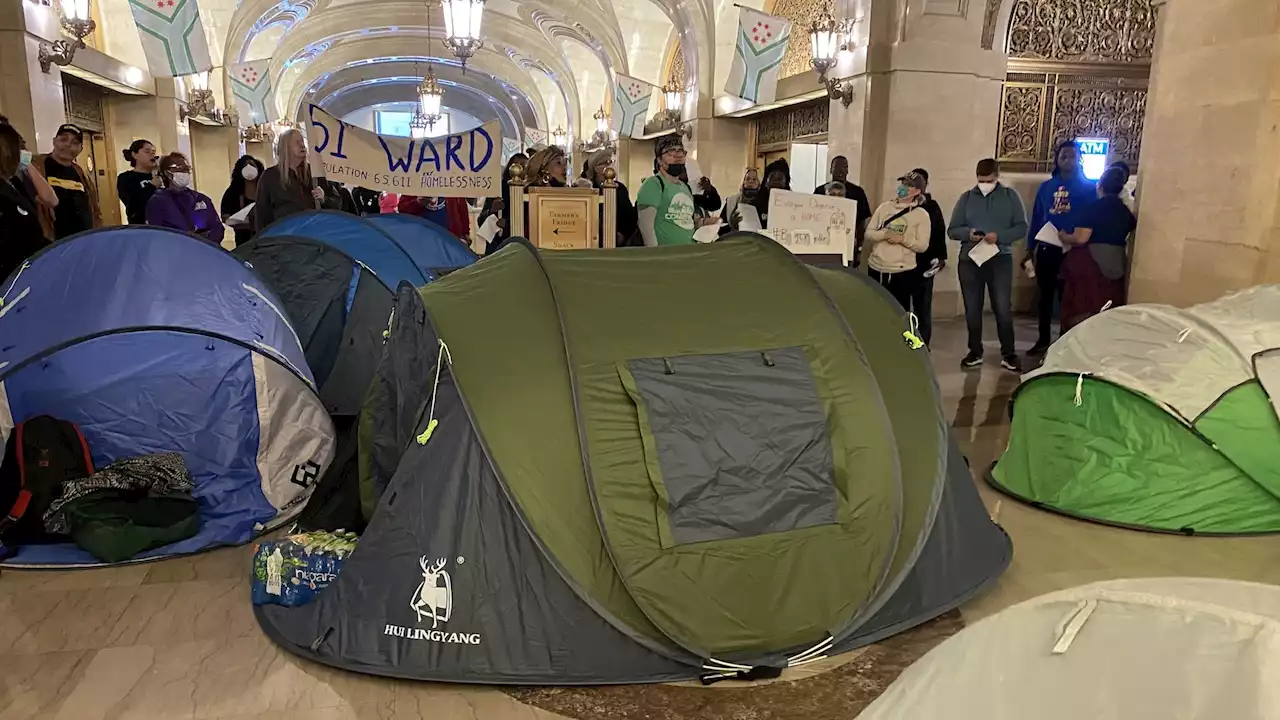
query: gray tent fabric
[
  {"left": 257, "top": 372, "right": 699, "bottom": 684},
  {"left": 235, "top": 236, "right": 392, "bottom": 416},
  {"left": 626, "top": 348, "right": 837, "bottom": 545}
]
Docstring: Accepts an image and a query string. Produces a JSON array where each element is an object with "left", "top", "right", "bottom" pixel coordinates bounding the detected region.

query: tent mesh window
[{"left": 621, "top": 347, "right": 837, "bottom": 546}]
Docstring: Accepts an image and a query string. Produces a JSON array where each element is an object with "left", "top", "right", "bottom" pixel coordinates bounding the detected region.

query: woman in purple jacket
[{"left": 145, "top": 152, "right": 225, "bottom": 246}]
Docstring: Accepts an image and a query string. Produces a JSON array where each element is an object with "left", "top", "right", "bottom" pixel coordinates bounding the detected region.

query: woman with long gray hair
[{"left": 254, "top": 128, "right": 324, "bottom": 231}]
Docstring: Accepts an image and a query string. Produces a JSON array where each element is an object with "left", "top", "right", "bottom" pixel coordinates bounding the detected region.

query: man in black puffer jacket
[{"left": 908, "top": 168, "right": 949, "bottom": 347}]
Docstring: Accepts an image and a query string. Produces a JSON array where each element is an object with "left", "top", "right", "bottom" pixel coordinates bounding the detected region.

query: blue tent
[
  {"left": 258, "top": 210, "right": 478, "bottom": 287},
  {"left": 237, "top": 211, "right": 478, "bottom": 415},
  {"left": 0, "top": 227, "right": 336, "bottom": 566}
]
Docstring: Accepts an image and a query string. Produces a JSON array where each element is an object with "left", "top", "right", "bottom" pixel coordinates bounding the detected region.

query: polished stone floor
[{"left": 3, "top": 317, "right": 1277, "bottom": 719}]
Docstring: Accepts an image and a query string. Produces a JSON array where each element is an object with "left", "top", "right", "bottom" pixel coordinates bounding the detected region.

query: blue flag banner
[{"left": 306, "top": 104, "right": 502, "bottom": 198}]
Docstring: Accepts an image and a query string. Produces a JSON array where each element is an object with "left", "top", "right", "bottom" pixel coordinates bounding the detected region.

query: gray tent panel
[
  {"left": 626, "top": 347, "right": 837, "bottom": 545},
  {"left": 832, "top": 438, "right": 1012, "bottom": 653},
  {"left": 318, "top": 273, "right": 393, "bottom": 415},
  {"left": 257, "top": 375, "right": 698, "bottom": 684}
]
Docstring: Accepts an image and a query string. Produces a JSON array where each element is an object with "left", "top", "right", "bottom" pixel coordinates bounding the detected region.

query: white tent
[{"left": 859, "top": 578, "right": 1280, "bottom": 719}]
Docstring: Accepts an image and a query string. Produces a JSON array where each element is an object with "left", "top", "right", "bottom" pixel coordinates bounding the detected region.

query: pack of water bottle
[{"left": 251, "top": 530, "right": 359, "bottom": 607}]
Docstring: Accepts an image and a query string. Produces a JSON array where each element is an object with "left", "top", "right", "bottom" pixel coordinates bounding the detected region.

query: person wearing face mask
[
  {"left": 865, "top": 171, "right": 931, "bottom": 311},
  {"left": 1027, "top": 141, "right": 1097, "bottom": 356},
  {"left": 34, "top": 123, "right": 101, "bottom": 239},
  {"left": 0, "top": 115, "right": 58, "bottom": 237},
  {"left": 0, "top": 122, "right": 50, "bottom": 280},
  {"left": 949, "top": 158, "right": 1028, "bottom": 372},
  {"left": 221, "top": 155, "right": 265, "bottom": 246},
  {"left": 722, "top": 168, "right": 760, "bottom": 234},
  {"left": 145, "top": 152, "right": 225, "bottom": 245},
  {"left": 636, "top": 136, "right": 697, "bottom": 246},
  {"left": 117, "top": 139, "right": 160, "bottom": 225}
]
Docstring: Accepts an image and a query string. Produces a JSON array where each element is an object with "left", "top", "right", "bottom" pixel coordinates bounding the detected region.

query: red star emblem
[{"left": 166, "top": 1, "right": 174, "bottom": 6}]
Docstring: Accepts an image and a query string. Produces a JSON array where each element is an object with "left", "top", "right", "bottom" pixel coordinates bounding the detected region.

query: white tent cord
[
  {"left": 1052, "top": 599, "right": 1098, "bottom": 654},
  {"left": 0, "top": 261, "right": 30, "bottom": 306},
  {"left": 787, "top": 636, "right": 835, "bottom": 665},
  {"left": 703, "top": 657, "right": 753, "bottom": 671},
  {"left": 1177, "top": 327, "right": 1192, "bottom": 343},
  {"left": 1099, "top": 300, "right": 1113, "bottom": 312},
  {"left": 1074, "top": 372, "right": 1090, "bottom": 407}
]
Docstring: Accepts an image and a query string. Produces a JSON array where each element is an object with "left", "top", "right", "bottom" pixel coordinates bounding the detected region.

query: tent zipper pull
[
  {"left": 417, "top": 340, "right": 453, "bottom": 446},
  {"left": 1074, "top": 373, "right": 1090, "bottom": 407},
  {"left": 761, "top": 352, "right": 775, "bottom": 367},
  {"left": 416, "top": 419, "right": 439, "bottom": 445}
]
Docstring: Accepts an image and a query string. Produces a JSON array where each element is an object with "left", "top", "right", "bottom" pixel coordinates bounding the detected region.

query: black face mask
[
  {"left": 665, "top": 162, "right": 686, "bottom": 178},
  {"left": 742, "top": 188, "right": 759, "bottom": 200}
]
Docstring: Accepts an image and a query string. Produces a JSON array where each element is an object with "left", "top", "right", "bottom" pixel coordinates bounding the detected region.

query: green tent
[
  {"left": 256, "top": 235, "right": 1011, "bottom": 684},
  {"left": 991, "top": 286, "right": 1280, "bottom": 534}
]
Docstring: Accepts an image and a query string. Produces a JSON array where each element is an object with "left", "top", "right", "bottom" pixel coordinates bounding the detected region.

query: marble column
[
  {"left": 828, "top": 0, "right": 1008, "bottom": 316},
  {"left": 0, "top": 1, "right": 68, "bottom": 151},
  {"left": 1127, "top": 0, "right": 1280, "bottom": 305}
]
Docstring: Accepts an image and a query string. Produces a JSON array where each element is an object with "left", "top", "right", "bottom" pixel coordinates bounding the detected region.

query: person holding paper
[
  {"left": 1057, "top": 167, "right": 1135, "bottom": 332},
  {"left": 746, "top": 160, "right": 791, "bottom": 229},
  {"left": 221, "top": 155, "right": 264, "bottom": 247},
  {"left": 949, "top": 158, "right": 1029, "bottom": 372},
  {"left": 478, "top": 153, "right": 527, "bottom": 253},
  {"left": 865, "top": 171, "right": 930, "bottom": 311},
  {"left": 721, "top": 168, "right": 760, "bottom": 235},
  {"left": 636, "top": 136, "right": 696, "bottom": 246},
  {"left": 1027, "top": 141, "right": 1097, "bottom": 356},
  {"left": 581, "top": 149, "right": 638, "bottom": 247},
  {"left": 255, "top": 129, "right": 325, "bottom": 231},
  {"left": 145, "top": 152, "right": 224, "bottom": 246}
]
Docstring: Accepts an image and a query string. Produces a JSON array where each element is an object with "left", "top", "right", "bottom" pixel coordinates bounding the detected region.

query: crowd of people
[{"left": 1, "top": 116, "right": 1136, "bottom": 364}]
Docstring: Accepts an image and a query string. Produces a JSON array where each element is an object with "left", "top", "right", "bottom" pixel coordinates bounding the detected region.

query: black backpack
[{"left": 0, "top": 416, "right": 95, "bottom": 543}]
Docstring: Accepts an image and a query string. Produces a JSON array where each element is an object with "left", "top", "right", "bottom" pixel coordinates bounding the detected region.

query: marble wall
[
  {"left": 1, "top": 2, "right": 68, "bottom": 152},
  {"left": 1128, "top": 0, "right": 1280, "bottom": 305}
]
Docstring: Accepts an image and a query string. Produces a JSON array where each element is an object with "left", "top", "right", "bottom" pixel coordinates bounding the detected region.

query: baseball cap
[
  {"left": 897, "top": 171, "right": 927, "bottom": 191},
  {"left": 654, "top": 134, "right": 685, "bottom": 158},
  {"left": 56, "top": 123, "right": 84, "bottom": 142}
]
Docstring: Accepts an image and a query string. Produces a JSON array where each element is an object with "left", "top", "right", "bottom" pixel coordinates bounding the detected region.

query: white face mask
[
  {"left": 169, "top": 172, "right": 192, "bottom": 190},
  {"left": 978, "top": 181, "right": 997, "bottom": 196},
  {"left": 241, "top": 165, "right": 259, "bottom": 181}
]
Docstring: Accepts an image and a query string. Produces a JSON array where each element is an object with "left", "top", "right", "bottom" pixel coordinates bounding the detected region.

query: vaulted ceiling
[{"left": 100, "top": 0, "right": 724, "bottom": 138}]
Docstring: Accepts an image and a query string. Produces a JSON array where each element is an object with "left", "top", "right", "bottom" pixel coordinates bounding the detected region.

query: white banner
[
  {"left": 229, "top": 61, "right": 273, "bottom": 124},
  {"left": 766, "top": 189, "right": 855, "bottom": 262},
  {"left": 306, "top": 104, "right": 502, "bottom": 198},
  {"left": 127, "top": 0, "right": 213, "bottom": 77}
]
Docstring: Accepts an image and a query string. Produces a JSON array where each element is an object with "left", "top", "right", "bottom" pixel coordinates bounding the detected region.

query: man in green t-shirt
[{"left": 636, "top": 135, "right": 696, "bottom": 246}]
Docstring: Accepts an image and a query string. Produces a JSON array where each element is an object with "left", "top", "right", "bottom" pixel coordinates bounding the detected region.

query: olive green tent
[
  {"left": 991, "top": 285, "right": 1280, "bottom": 534},
  {"left": 255, "top": 235, "right": 1011, "bottom": 684}
]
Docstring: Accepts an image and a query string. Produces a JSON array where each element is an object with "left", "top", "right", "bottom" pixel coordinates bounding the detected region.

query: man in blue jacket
[
  {"left": 1027, "top": 141, "right": 1097, "bottom": 356},
  {"left": 949, "top": 158, "right": 1028, "bottom": 372}
]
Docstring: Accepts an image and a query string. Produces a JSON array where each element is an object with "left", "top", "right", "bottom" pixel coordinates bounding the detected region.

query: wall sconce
[
  {"left": 179, "top": 71, "right": 218, "bottom": 122},
  {"left": 576, "top": 106, "right": 616, "bottom": 152},
  {"left": 241, "top": 123, "right": 275, "bottom": 144},
  {"left": 551, "top": 125, "right": 568, "bottom": 148},
  {"left": 809, "top": 3, "right": 856, "bottom": 107},
  {"left": 38, "top": 0, "right": 97, "bottom": 73},
  {"left": 661, "top": 81, "right": 684, "bottom": 122}
]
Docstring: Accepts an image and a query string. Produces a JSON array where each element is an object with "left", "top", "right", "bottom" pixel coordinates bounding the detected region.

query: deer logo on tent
[{"left": 411, "top": 556, "right": 453, "bottom": 627}]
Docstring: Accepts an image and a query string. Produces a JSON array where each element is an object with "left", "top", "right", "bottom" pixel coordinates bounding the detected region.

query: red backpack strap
[{"left": 0, "top": 422, "right": 30, "bottom": 532}]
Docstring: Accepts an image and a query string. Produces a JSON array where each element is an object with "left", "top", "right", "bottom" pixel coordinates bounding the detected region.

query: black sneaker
[
  {"left": 1027, "top": 341, "right": 1050, "bottom": 357},
  {"left": 961, "top": 352, "right": 983, "bottom": 369},
  {"left": 1001, "top": 355, "right": 1022, "bottom": 373}
]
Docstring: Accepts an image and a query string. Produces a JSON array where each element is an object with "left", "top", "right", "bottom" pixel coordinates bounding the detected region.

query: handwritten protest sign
[
  {"left": 766, "top": 189, "right": 856, "bottom": 263},
  {"left": 306, "top": 104, "right": 502, "bottom": 198}
]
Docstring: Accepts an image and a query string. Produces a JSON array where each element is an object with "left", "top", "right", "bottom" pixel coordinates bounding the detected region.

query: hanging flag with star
[
  {"left": 524, "top": 127, "right": 548, "bottom": 149},
  {"left": 611, "top": 74, "right": 654, "bottom": 138},
  {"left": 229, "top": 61, "right": 274, "bottom": 124},
  {"left": 126, "top": 0, "right": 213, "bottom": 78},
  {"left": 725, "top": 7, "right": 793, "bottom": 104}
]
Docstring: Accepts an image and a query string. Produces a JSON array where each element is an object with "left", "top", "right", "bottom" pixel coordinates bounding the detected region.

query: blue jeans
[{"left": 958, "top": 252, "right": 1015, "bottom": 357}]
